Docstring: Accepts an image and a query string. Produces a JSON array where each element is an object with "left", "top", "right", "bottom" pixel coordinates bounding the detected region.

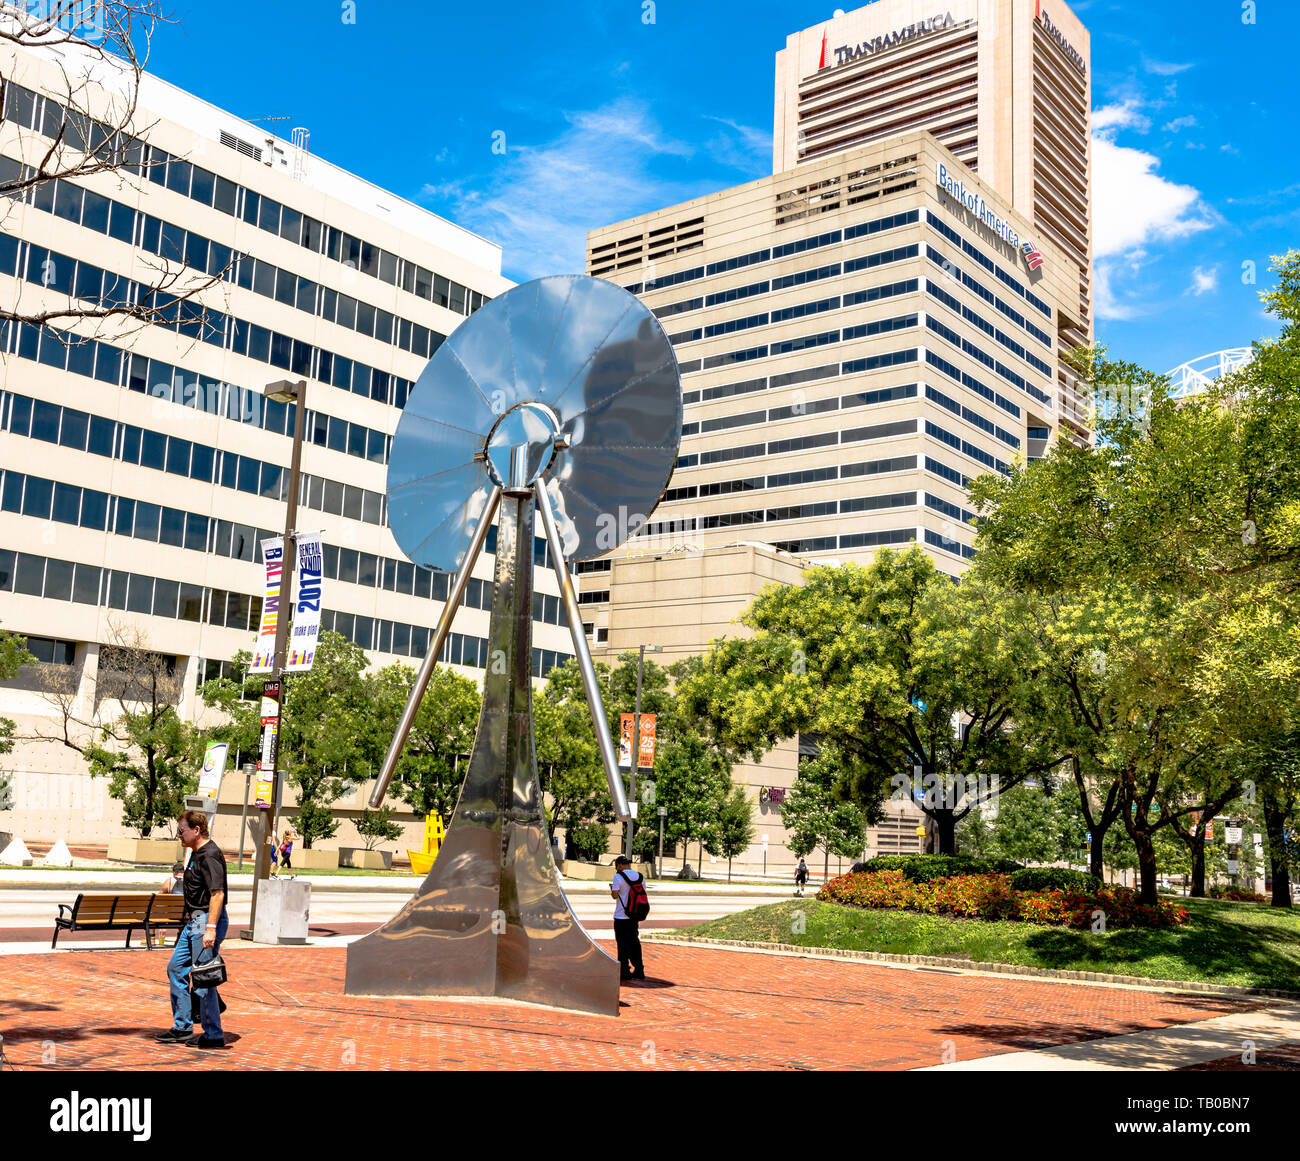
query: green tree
[
  {"left": 683, "top": 548, "right": 1058, "bottom": 854},
  {"left": 781, "top": 744, "right": 866, "bottom": 883},
  {"left": 354, "top": 806, "right": 403, "bottom": 851},
  {"left": 714, "top": 782, "right": 756, "bottom": 883},
  {"left": 84, "top": 644, "right": 201, "bottom": 837},
  {"left": 956, "top": 778, "right": 1085, "bottom": 865},
  {"left": 201, "top": 631, "right": 377, "bottom": 847},
  {"left": 653, "top": 731, "right": 730, "bottom": 877},
  {"left": 365, "top": 663, "right": 480, "bottom": 823}
]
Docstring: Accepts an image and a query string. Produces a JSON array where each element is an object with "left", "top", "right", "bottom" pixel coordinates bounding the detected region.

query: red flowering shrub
[
  {"left": 1209, "top": 887, "right": 1268, "bottom": 903},
  {"left": 816, "top": 872, "right": 1188, "bottom": 929}
]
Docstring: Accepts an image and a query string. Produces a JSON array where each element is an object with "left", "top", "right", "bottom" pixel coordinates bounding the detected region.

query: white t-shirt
[{"left": 612, "top": 869, "right": 644, "bottom": 920}]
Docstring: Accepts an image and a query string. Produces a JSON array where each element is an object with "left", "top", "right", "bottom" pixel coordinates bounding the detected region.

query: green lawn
[{"left": 663, "top": 897, "right": 1300, "bottom": 993}]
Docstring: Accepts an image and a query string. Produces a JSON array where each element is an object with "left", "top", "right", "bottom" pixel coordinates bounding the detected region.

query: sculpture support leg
[{"left": 344, "top": 495, "right": 620, "bottom": 1015}]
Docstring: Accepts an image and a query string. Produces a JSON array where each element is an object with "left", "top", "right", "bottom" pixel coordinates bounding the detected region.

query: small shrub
[
  {"left": 1010, "top": 867, "right": 1102, "bottom": 893},
  {"left": 569, "top": 820, "right": 610, "bottom": 861},
  {"left": 817, "top": 870, "right": 1188, "bottom": 929},
  {"left": 855, "top": 854, "right": 1022, "bottom": 883},
  {"left": 1208, "top": 887, "right": 1269, "bottom": 903}
]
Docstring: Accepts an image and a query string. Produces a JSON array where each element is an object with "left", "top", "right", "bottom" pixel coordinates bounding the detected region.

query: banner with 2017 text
[{"left": 285, "top": 532, "right": 323, "bottom": 672}]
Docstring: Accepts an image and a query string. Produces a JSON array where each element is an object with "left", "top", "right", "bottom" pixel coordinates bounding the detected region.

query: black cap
[{"left": 614, "top": 855, "right": 632, "bottom": 866}]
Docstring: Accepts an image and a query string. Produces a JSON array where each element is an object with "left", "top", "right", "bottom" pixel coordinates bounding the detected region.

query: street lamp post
[
  {"left": 246, "top": 378, "right": 307, "bottom": 940},
  {"left": 625, "top": 643, "right": 661, "bottom": 860}
]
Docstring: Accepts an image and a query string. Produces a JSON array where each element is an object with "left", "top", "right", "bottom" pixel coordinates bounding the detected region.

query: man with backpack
[{"left": 610, "top": 854, "right": 648, "bottom": 981}]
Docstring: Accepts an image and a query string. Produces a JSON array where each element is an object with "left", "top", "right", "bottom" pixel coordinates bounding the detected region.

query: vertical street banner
[
  {"left": 197, "top": 741, "right": 229, "bottom": 799},
  {"left": 249, "top": 538, "right": 284, "bottom": 674},
  {"left": 637, "top": 713, "right": 657, "bottom": 769},
  {"left": 618, "top": 713, "right": 635, "bottom": 770},
  {"left": 255, "top": 680, "right": 281, "bottom": 808},
  {"left": 285, "top": 531, "right": 323, "bottom": 672}
]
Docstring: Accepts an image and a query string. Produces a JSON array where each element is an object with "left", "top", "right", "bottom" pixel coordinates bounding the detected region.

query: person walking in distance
[
  {"left": 795, "top": 857, "right": 809, "bottom": 897},
  {"left": 156, "top": 810, "right": 229, "bottom": 1049},
  {"left": 279, "top": 826, "right": 295, "bottom": 877},
  {"left": 610, "top": 854, "right": 648, "bottom": 981}
]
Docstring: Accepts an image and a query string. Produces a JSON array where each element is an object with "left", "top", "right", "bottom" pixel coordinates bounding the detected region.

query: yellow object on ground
[{"left": 407, "top": 811, "right": 445, "bottom": 875}]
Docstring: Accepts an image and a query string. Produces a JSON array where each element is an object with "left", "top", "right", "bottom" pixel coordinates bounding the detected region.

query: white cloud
[
  {"left": 1188, "top": 266, "right": 1218, "bottom": 295},
  {"left": 1163, "top": 114, "right": 1198, "bottom": 133},
  {"left": 1091, "top": 102, "right": 1215, "bottom": 320},
  {"left": 1093, "top": 100, "right": 1150, "bottom": 135},
  {"left": 1141, "top": 54, "right": 1194, "bottom": 76},
  {"left": 417, "top": 100, "right": 704, "bottom": 281}
]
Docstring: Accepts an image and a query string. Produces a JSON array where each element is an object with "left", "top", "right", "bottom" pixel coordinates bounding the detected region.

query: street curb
[{"left": 645, "top": 934, "right": 1300, "bottom": 1001}]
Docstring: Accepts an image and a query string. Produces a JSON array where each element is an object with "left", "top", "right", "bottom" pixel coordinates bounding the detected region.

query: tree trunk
[
  {"left": 1133, "top": 827, "right": 1158, "bottom": 905},
  {"left": 823, "top": 845, "right": 829, "bottom": 886},
  {"left": 1088, "top": 822, "right": 1108, "bottom": 881},
  {"left": 1188, "top": 833, "right": 1206, "bottom": 898},
  {"left": 728, "top": 856, "right": 732, "bottom": 884},
  {"left": 935, "top": 810, "right": 957, "bottom": 855},
  {"left": 1263, "top": 791, "right": 1294, "bottom": 909}
]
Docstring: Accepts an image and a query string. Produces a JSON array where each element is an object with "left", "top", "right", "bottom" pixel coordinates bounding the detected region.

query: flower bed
[
  {"left": 1208, "top": 887, "right": 1270, "bottom": 903},
  {"left": 818, "top": 870, "right": 1188, "bottom": 929}
]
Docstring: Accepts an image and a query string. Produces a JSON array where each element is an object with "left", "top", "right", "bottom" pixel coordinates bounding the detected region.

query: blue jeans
[{"left": 167, "top": 908, "right": 228, "bottom": 1036}]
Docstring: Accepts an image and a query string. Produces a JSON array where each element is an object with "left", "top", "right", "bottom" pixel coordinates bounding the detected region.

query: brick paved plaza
[{"left": 0, "top": 940, "right": 1278, "bottom": 1072}]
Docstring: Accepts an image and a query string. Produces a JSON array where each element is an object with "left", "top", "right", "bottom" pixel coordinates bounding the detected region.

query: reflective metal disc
[{"left": 387, "top": 275, "right": 682, "bottom": 571}]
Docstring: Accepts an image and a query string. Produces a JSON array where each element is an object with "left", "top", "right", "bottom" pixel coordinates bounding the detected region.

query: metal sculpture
[{"left": 344, "top": 276, "right": 681, "bottom": 1015}]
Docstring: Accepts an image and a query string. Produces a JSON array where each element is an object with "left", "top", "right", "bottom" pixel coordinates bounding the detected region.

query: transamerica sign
[
  {"left": 1038, "top": 4, "right": 1086, "bottom": 76},
  {"left": 834, "top": 12, "right": 956, "bottom": 66}
]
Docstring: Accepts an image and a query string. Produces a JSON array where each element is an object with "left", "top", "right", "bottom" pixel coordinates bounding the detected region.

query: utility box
[{"left": 251, "top": 878, "right": 311, "bottom": 945}]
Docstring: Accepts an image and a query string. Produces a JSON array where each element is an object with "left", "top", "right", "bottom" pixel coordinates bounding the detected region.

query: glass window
[
  {"left": 87, "top": 415, "right": 115, "bottom": 457},
  {"left": 336, "top": 295, "right": 357, "bottom": 330},
  {"left": 325, "top": 226, "right": 342, "bottom": 262},
  {"left": 213, "top": 176, "right": 238, "bottom": 215},
  {"left": 295, "top": 277, "right": 316, "bottom": 312},
  {"left": 189, "top": 443, "right": 214, "bottom": 482},
  {"left": 127, "top": 354, "right": 149, "bottom": 392},
  {"left": 301, "top": 216, "right": 322, "bottom": 252},
  {"left": 14, "top": 552, "right": 44, "bottom": 596},
  {"left": 92, "top": 344, "right": 120, "bottom": 385},
  {"left": 358, "top": 553, "right": 378, "bottom": 587},
  {"left": 22, "top": 476, "right": 52, "bottom": 518},
  {"left": 270, "top": 332, "right": 292, "bottom": 370},
  {"left": 107, "top": 200, "right": 135, "bottom": 244},
  {"left": 166, "top": 437, "right": 191, "bottom": 476},
  {"left": 354, "top": 615, "right": 374, "bottom": 649},
  {"left": 344, "top": 423, "right": 365, "bottom": 458},
  {"left": 153, "top": 577, "right": 179, "bottom": 618},
  {"left": 331, "top": 354, "right": 352, "bottom": 391},
  {"left": 338, "top": 548, "right": 359, "bottom": 584},
  {"left": 399, "top": 262, "right": 414, "bottom": 294},
  {"left": 53, "top": 182, "right": 84, "bottom": 223},
  {"left": 73, "top": 563, "right": 101, "bottom": 605},
  {"left": 279, "top": 205, "right": 302, "bottom": 243},
  {"left": 391, "top": 623, "right": 410, "bottom": 654},
  {"left": 273, "top": 267, "right": 295, "bottom": 306},
  {"left": 291, "top": 339, "right": 311, "bottom": 376},
  {"left": 44, "top": 557, "right": 73, "bottom": 601},
  {"left": 106, "top": 569, "right": 127, "bottom": 609},
  {"left": 414, "top": 267, "right": 433, "bottom": 299},
  {"left": 366, "top": 429, "right": 386, "bottom": 464},
  {"left": 247, "top": 325, "right": 271, "bottom": 363},
  {"left": 185, "top": 512, "right": 208, "bottom": 552},
  {"left": 38, "top": 330, "right": 68, "bottom": 369},
  {"left": 375, "top": 309, "right": 394, "bottom": 344},
  {"left": 241, "top": 189, "right": 260, "bottom": 225},
  {"left": 318, "top": 286, "right": 337, "bottom": 323},
  {"left": 159, "top": 219, "right": 187, "bottom": 263},
  {"left": 133, "top": 501, "right": 161, "bottom": 541},
  {"left": 114, "top": 496, "right": 135, "bottom": 535},
  {"left": 237, "top": 457, "right": 260, "bottom": 494},
  {"left": 342, "top": 485, "right": 363, "bottom": 521},
  {"left": 359, "top": 242, "right": 379, "bottom": 276},
  {"left": 179, "top": 582, "right": 204, "bottom": 622},
  {"left": 396, "top": 561, "right": 414, "bottom": 594},
  {"left": 2, "top": 472, "right": 23, "bottom": 513},
  {"left": 232, "top": 524, "right": 257, "bottom": 562},
  {"left": 252, "top": 259, "right": 275, "bottom": 298},
  {"left": 258, "top": 196, "right": 281, "bottom": 233},
  {"left": 119, "top": 426, "right": 141, "bottom": 464},
  {"left": 378, "top": 251, "right": 397, "bottom": 284},
  {"left": 327, "top": 417, "right": 346, "bottom": 453},
  {"left": 361, "top": 489, "right": 382, "bottom": 525},
  {"left": 322, "top": 479, "right": 343, "bottom": 515},
  {"left": 52, "top": 482, "right": 80, "bottom": 524},
  {"left": 140, "top": 430, "right": 167, "bottom": 471},
  {"left": 80, "top": 488, "right": 108, "bottom": 530},
  {"left": 190, "top": 166, "right": 215, "bottom": 205},
  {"left": 31, "top": 400, "right": 60, "bottom": 442},
  {"left": 66, "top": 336, "right": 95, "bottom": 379},
  {"left": 59, "top": 408, "right": 88, "bottom": 451},
  {"left": 370, "top": 369, "right": 390, "bottom": 403},
  {"left": 260, "top": 463, "right": 282, "bottom": 500},
  {"left": 126, "top": 574, "right": 153, "bottom": 614},
  {"left": 449, "top": 282, "right": 466, "bottom": 314},
  {"left": 159, "top": 507, "right": 185, "bottom": 546},
  {"left": 355, "top": 301, "right": 375, "bottom": 337},
  {"left": 165, "top": 157, "right": 192, "bottom": 196}
]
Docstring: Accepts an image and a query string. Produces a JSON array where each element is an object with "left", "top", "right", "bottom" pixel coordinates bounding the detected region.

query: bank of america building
[{"left": 0, "top": 42, "right": 574, "bottom": 844}]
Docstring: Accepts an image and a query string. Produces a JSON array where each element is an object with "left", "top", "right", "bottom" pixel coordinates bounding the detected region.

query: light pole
[
  {"left": 625, "top": 642, "right": 661, "bottom": 860},
  {"left": 246, "top": 378, "right": 307, "bottom": 940}
]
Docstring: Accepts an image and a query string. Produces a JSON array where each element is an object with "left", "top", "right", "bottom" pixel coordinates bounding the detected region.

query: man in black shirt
[{"left": 155, "top": 810, "right": 229, "bottom": 1048}]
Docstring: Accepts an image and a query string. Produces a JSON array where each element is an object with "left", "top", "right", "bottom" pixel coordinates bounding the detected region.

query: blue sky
[{"left": 146, "top": 0, "right": 1299, "bottom": 376}]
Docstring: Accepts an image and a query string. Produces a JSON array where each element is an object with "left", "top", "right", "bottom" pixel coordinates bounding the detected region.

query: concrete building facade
[{"left": 0, "top": 41, "right": 574, "bottom": 850}]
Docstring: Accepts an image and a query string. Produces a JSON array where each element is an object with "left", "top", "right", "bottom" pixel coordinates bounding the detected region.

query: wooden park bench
[{"left": 52, "top": 892, "right": 190, "bottom": 950}]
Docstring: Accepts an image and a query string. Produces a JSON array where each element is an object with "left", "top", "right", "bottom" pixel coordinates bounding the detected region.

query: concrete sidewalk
[
  {"left": 0, "top": 867, "right": 794, "bottom": 895},
  {"left": 1, "top": 939, "right": 1294, "bottom": 1071}
]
